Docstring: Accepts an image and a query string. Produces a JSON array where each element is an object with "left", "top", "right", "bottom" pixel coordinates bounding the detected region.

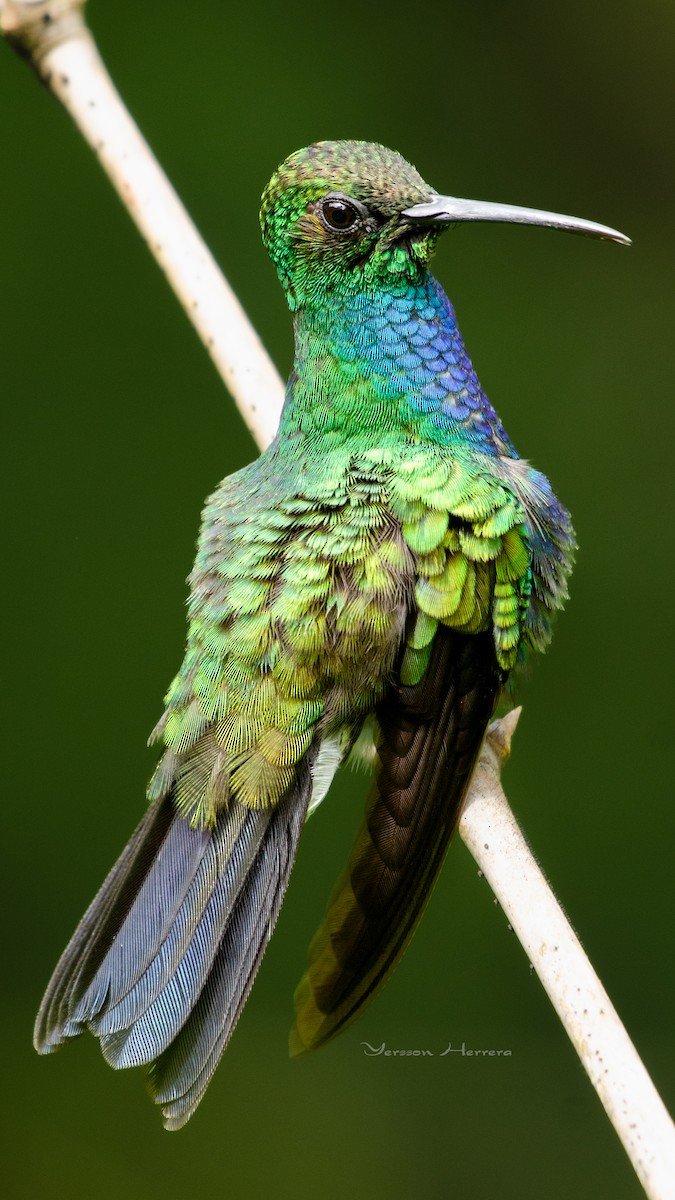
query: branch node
[
  {"left": 0, "top": 0, "right": 86, "bottom": 64},
  {"left": 486, "top": 704, "right": 522, "bottom": 764}
]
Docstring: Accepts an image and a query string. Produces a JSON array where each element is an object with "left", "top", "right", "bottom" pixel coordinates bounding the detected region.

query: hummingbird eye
[{"left": 320, "top": 197, "right": 360, "bottom": 232}]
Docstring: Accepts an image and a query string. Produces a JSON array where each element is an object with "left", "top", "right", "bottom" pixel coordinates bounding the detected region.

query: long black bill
[{"left": 403, "top": 195, "right": 630, "bottom": 245}]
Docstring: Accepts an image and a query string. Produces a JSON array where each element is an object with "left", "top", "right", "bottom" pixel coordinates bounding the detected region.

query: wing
[
  {"left": 290, "top": 624, "right": 502, "bottom": 1054},
  {"left": 290, "top": 443, "right": 547, "bottom": 1054}
]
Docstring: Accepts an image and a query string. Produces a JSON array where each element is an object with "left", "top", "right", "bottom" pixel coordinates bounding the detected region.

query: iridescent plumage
[{"left": 35, "top": 141, "right": 582, "bottom": 1128}]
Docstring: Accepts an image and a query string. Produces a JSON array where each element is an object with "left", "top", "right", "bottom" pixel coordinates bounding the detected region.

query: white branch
[
  {"left": 3, "top": 3, "right": 674, "bottom": 1196},
  {"left": 462, "top": 711, "right": 675, "bottom": 1200},
  {"left": 0, "top": 0, "right": 284, "bottom": 448}
]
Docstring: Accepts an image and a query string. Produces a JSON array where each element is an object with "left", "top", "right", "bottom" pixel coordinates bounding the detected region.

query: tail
[
  {"left": 290, "top": 628, "right": 503, "bottom": 1055},
  {"left": 35, "top": 770, "right": 311, "bottom": 1129}
]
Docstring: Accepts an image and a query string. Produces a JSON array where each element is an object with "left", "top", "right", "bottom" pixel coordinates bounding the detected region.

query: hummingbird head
[
  {"left": 260, "top": 140, "right": 629, "bottom": 310},
  {"left": 260, "top": 141, "right": 444, "bottom": 309}
]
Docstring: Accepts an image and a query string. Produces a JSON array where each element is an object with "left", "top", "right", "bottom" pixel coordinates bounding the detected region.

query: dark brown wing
[{"left": 290, "top": 626, "right": 504, "bottom": 1055}]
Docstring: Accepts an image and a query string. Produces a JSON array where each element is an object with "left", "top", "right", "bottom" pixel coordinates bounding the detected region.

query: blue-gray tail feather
[
  {"left": 35, "top": 796, "right": 176, "bottom": 1049},
  {"left": 148, "top": 796, "right": 306, "bottom": 1129},
  {"left": 34, "top": 769, "right": 311, "bottom": 1128}
]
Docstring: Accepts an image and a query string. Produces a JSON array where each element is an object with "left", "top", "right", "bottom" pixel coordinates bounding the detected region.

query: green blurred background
[{"left": 2, "top": 2, "right": 673, "bottom": 1197}]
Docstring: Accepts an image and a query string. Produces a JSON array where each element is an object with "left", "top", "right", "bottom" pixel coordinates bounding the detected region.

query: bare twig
[
  {"left": 463, "top": 711, "right": 675, "bottom": 1200},
  {"left": 3, "top": 3, "right": 674, "bottom": 1195},
  {"left": 0, "top": 0, "right": 284, "bottom": 446}
]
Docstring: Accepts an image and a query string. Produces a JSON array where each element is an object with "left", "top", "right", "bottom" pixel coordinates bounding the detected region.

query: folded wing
[{"left": 290, "top": 626, "right": 503, "bottom": 1055}]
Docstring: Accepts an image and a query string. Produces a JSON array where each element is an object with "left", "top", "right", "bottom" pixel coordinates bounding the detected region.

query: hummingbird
[{"left": 34, "top": 141, "right": 628, "bottom": 1129}]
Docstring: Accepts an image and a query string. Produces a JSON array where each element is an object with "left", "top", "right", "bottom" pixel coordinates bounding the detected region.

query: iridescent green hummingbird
[{"left": 34, "top": 142, "right": 628, "bottom": 1128}]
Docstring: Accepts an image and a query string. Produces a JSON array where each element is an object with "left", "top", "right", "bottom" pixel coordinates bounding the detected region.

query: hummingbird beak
[{"left": 402, "top": 195, "right": 631, "bottom": 245}]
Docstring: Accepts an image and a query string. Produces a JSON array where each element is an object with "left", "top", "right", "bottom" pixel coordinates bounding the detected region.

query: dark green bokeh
[{"left": 2, "top": 2, "right": 673, "bottom": 1196}]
